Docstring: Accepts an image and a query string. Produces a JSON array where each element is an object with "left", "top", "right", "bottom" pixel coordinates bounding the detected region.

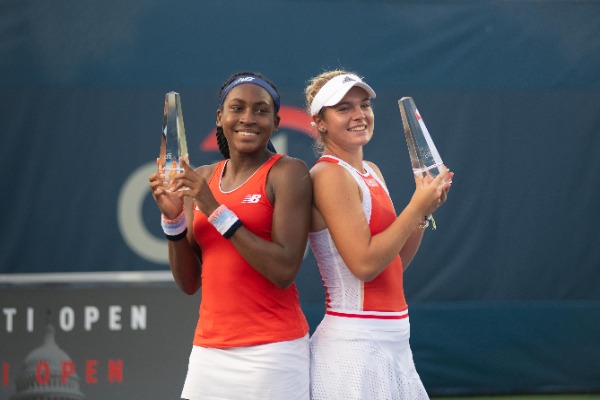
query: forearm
[
  {"left": 168, "top": 235, "right": 202, "bottom": 294},
  {"left": 399, "top": 226, "right": 425, "bottom": 270},
  {"left": 349, "top": 206, "right": 423, "bottom": 281},
  {"left": 228, "top": 227, "right": 307, "bottom": 289}
]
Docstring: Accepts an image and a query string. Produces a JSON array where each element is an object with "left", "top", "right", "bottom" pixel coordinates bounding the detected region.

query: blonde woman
[{"left": 305, "top": 70, "right": 453, "bottom": 399}]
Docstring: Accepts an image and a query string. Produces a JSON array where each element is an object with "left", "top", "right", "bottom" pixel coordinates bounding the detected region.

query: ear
[
  {"left": 216, "top": 108, "right": 223, "bottom": 127},
  {"left": 313, "top": 116, "right": 326, "bottom": 133},
  {"left": 273, "top": 115, "right": 280, "bottom": 131}
]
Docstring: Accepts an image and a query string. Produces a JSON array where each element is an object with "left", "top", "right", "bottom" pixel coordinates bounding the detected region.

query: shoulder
[
  {"left": 310, "top": 158, "right": 342, "bottom": 176},
  {"left": 310, "top": 159, "right": 359, "bottom": 193},
  {"left": 273, "top": 155, "right": 309, "bottom": 171},
  {"left": 194, "top": 162, "right": 219, "bottom": 180},
  {"left": 270, "top": 155, "right": 310, "bottom": 178},
  {"left": 267, "top": 155, "right": 311, "bottom": 193}
]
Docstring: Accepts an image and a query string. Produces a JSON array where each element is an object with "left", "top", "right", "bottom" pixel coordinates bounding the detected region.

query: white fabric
[
  {"left": 310, "top": 74, "right": 376, "bottom": 116},
  {"left": 310, "top": 313, "right": 429, "bottom": 400},
  {"left": 309, "top": 155, "right": 388, "bottom": 311},
  {"left": 181, "top": 335, "right": 309, "bottom": 400}
]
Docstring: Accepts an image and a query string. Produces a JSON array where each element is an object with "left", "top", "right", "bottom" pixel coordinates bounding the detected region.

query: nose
[
  {"left": 351, "top": 105, "right": 366, "bottom": 120},
  {"left": 239, "top": 109, "right": 256, "bottom": 125}
]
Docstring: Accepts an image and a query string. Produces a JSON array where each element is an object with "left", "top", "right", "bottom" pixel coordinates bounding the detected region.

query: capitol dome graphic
[{"left": 10, "top": 319, "right": 85, "bottom": 400}]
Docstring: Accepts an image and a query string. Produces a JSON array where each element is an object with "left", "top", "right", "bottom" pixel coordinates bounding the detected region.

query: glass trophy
[
  {"left": 160, "top": 91, "right": 188, "bottom": 190},
  {"left": 398, "top": 97, "right": 445, "bottom": 178},
  {"left": 399, "top": 97, "right": 450, "bottom": 229}
]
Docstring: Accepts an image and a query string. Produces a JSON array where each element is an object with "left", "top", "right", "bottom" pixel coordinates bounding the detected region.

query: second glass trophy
[
  {"left": 160, "top": 91, "right": 188, "bottom": 191},
  {"left": 398, "top": 97, "right": 445, "bottom": 178}
]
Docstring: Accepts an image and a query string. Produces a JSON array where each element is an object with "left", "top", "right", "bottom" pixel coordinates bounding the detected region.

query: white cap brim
[{"left": 310, "top": 74, "right": 376, "bottom": 116}]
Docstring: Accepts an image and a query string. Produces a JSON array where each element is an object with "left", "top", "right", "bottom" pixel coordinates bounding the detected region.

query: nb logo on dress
[{"left": 242, "top": 194, "right": 262, "bottom": 204}]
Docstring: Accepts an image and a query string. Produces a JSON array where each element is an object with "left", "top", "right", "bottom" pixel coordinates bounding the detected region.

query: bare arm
[
  {"left": 399, "top": 228, "right": 425, "bottom": 271},
  {"left": 226, "top": 157, "right": 312, "bottom": 288},
  {"left": 167, "top": 197, "right": 202, "bottom": 294},
  {"left": 366, "top": 162, "right": 425, "bottom": 271},
  {"left": 149, "top": 160, "right": 204, "bottom": 295},
  {"left": 173, "top": 157, "right": 312, "bottom": 289},
  {"left": 312, "top": 162, "right": 451, "bottom": 281}
]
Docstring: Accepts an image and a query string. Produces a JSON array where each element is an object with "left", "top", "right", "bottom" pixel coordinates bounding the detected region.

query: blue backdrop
[{"left": 1, "top": 0, "right": 599, "bottom": 395}]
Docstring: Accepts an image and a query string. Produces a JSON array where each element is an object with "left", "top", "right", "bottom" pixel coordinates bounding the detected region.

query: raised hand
[
  {"left": 149, "top": 157, "right": 184, "bottom": 219},
  {"left": 171, "top": 158, "right": 220, "bottom": 217},
  {"left": 410, "top": 167, "right": 454, "bottom": 218}
]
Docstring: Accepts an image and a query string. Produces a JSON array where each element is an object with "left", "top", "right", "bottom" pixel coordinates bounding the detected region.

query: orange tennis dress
[{"left": 181, "top": 154, "right": 309, "bottom": 400}]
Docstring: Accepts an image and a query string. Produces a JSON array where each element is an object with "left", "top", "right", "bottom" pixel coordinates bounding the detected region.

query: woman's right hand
[
  {"left": 409, "top": 167, "right": 454, "bottom": 218},
  {"left": 149, "top": 158, "right": 184, "bottom": 219}
]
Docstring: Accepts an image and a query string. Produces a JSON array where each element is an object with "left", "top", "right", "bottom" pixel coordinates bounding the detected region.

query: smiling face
[
  {"left": 217, "top": 83, "right": 280, "bottom": 156},
  {"left": 315, "top": 86, "right": 374, "bottom": 152}
]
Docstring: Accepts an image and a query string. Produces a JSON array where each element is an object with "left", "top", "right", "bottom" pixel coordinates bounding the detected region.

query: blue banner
[{"left": 1, "top": 0, "right": 599, "bottom": 396}]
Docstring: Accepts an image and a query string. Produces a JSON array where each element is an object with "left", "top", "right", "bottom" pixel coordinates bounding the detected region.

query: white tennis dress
[{"left": 309, "top": 155, "right": 429, "bottom": 400}]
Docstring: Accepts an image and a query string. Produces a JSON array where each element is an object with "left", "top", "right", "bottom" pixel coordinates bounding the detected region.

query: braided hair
[{"left": 216, "top": 71, "right": 279, "bottom": 159}]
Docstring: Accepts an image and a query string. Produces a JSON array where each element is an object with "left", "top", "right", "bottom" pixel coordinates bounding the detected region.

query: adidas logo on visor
[{"left": 342, "top": 76, "right": 356, "bottom": 84}]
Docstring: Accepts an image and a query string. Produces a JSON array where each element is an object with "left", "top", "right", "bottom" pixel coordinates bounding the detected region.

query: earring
[{"left": 318, "top": 127, "right": 325, "bottom": 133}]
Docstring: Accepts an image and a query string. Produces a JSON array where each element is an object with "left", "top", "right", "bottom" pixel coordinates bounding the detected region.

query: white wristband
[
  {"left": 208, "top": 205, "right": 243, "bottom": 239},
  {"left": 161, "top": 209, "right": 187, "bottom": 237}
]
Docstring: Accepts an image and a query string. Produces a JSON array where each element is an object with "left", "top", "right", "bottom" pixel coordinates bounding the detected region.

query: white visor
[{"left": 310, "top": 73, "right": 376, "bottom": 116}]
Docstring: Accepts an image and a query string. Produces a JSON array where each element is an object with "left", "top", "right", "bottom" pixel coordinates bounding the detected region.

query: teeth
[
  {"left": 349, "top": 126, "right": 366, "bottom": 131},
  {"left": 238, "top": 131, "right": 257, "bottom": 136}
]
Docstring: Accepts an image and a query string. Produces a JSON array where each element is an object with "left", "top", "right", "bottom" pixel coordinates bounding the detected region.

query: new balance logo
[
  {"left": 233, "top": 77, "right": 256, "bottom": 85},
  {"left": 242, "top": 194, "right": 262, "bottom": 204}
]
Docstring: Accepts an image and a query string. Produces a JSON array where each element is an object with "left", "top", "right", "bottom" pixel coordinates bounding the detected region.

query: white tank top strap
[{"left": 362, "top": 162, "right": 390, "bottom": 195}]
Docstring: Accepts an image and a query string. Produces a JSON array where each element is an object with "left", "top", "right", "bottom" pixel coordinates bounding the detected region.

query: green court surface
[{"left": 432, "top": 396, "right": 600, "bottom": 400}]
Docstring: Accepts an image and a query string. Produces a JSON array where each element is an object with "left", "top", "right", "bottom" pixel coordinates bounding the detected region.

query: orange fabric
[
  {"left": 192, "top": 154, "right": 308, "bottom": 348},
  {"left": 318, "top": 157, "right": 407, "bottom": 312},
  {"left": 362, "top": 176, "right": 407, "bottom": 311}
]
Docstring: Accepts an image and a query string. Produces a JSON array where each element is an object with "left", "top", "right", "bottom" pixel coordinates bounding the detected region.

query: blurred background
[{"left": 1, "top": 0, "right": 599, "bottom": 398}]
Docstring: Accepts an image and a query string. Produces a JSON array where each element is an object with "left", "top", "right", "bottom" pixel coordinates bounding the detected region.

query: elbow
[
  {"left": 182, "top": 286, "right": 199, "bottom": 296},
  {"left": 271, "top": 262, "right": 302, "bottom": 289},
  {"left": 178, "top": 282, "right": 200, "bottom": 295},
  {"left": 347, "top": 260, "right": 384, "bottom": 282},
  {"left": 173, "top": 274, "right": 201, "bottom": 295},
  {"left": 353, "top": 270, "right": 379, "bottom": 283},
  {"left": 273, "top": 270, "right": 297, "bottom": 289},
  {"left": 274, "top": 279, "right": 293, "bottom": 290}
]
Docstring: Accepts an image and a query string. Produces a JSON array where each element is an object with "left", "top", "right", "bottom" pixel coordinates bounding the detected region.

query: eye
[{"left": 361, "top": 102, "right": 372, "bottom": 110}]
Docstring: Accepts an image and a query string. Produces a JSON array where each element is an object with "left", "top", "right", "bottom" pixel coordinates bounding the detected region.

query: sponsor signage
[{"left": 1, "top": 284, "right": 200, "bottom": 399}]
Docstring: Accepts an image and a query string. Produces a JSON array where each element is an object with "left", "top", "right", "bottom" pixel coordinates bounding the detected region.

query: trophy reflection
[
  {"left": 160, "top": 91, "right": 188, "bottom": 191},
  {"left": 398, "top": 97, "right": 447, "bottom": 180},
  {"left": 399, "top": 97, "right": 451, "bottom": 230}
]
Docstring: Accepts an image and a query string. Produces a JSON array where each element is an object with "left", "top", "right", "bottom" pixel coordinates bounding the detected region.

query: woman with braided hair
[{"left": 149, "top": 71, "right": 312, "bottom": 399}]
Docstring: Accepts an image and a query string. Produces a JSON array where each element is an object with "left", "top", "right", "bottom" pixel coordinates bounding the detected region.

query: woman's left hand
[{"left": 171, "top": 158, "right": 220, "bottom": 217}]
